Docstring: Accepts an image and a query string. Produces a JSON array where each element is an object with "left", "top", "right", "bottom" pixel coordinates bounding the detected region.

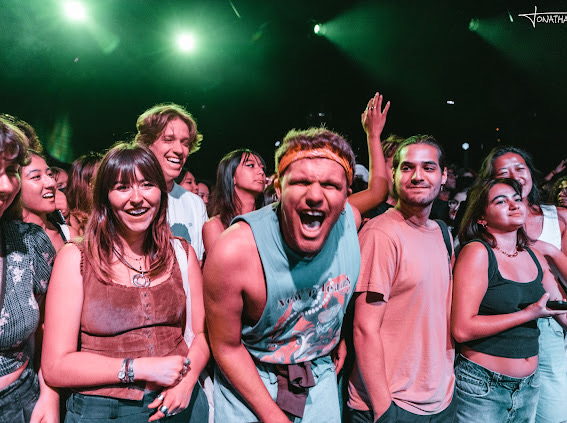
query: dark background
[{"left": 1, "top": 0, "right": 566, "bottom": 181}]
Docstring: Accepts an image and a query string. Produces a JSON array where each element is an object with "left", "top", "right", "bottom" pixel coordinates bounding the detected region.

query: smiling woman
[
  {"left": 21, "top": 153, "right": 78, "bottom": 251},
  {"left": 42, "top": 141, "right": 210, "bottom": 423},
  {"left": 452, "top": 177, "right": 567, "bottom": 423}
]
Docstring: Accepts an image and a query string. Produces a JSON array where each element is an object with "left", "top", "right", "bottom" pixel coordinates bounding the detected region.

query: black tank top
[{"left": 463, "top": 239, "right": 545, "bottom": 358}]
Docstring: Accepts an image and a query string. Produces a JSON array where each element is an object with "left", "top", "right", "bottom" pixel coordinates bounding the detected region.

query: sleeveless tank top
[
  {"left": 234, "top": 202, "right": 361, "bottom": 364},
  {"left": 76, "top": 241, "right": 190, "bottom": 400},
  {"left": 538, "top": 204, "right": 562, "bottom": 250},
  {"left": 464, "top": 239, "right": 545, "bottom": 358}
]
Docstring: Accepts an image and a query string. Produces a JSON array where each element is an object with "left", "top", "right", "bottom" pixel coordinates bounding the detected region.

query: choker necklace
[
  {"left": 113, "top": 248, "right": 151, "bottom": 287},
  {"left": 495, "top": 245, "right": 519, "bottom": 258}
]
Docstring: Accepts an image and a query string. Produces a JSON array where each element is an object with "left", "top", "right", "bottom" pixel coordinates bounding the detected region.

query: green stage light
[
  {"left": 469, "top": 18, "right": 480, "bottom": 32},
  {"left": 64, "top": 1, "right": 87, "bottom": 22},
  {"left": 177, "top": 33, "right": 196, "bottom": 52},
  {"left": 314, "top": 23, "right": 325, "bottom": 35}
]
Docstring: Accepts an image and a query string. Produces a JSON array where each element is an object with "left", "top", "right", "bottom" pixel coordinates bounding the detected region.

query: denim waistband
[
  {"left": 457, "top": 354, "right": 536, "bottom": 386},
  {"left": 67, "top": 390, "right": 159, "bottom": 419},
  {"left": 0, "top": 365, "right": 35, "bottom": 399}
]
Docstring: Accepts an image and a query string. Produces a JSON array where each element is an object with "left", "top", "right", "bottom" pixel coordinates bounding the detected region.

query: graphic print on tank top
[{"left": 259, "top": 274, "right": 353, "bottom": 364}]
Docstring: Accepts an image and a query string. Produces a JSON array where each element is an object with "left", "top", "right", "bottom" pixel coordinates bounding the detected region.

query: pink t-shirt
[{"left": 348, "top": 208, "right": 455, "bottom": 415}]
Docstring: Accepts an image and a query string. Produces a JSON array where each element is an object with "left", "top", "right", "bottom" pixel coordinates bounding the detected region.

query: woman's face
[
  {"left": 197, "top": 182, "right": 209, "bottom": 206},
  {"left": 180, "top": 171, "right": 198, "bottom": 194},
  {"left": 21, "top": 154, "right": 56, "bottom": 216},
  {"left": 108, "top": 168, "right": 161, "bottom": 239},
  {"left": 448, "top": 191, "right": 467, "bottom": 221},
  {"left": 0, "top": 154, "right": 22, "bottom": 218},
  {"left": 482, "top": 183, "right": 526, "bottom": 232},
  {"left": 557, "top": 180, "right": 567, "bottom": 207},
  {"left": 233, "top": 154, "right": 266, "bottom": 195},
  {"left": 55, "top": 170, "right": 68, "bottom": 191},
  {"left": 492, "top": 153, "right": 532, "bottom": 200}
]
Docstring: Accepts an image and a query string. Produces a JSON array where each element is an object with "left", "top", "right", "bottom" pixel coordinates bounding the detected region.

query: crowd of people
[{"left": 0, "top": 91, "right": 566, "bottom": 423}]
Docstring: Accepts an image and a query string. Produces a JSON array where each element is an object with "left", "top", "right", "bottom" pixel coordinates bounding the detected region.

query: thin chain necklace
[
  {"left": 495, "top": 245, "right": 519, "bottom": 258},
  {"left": 113, "top": 248, "right": 151, "bottom": 287}
]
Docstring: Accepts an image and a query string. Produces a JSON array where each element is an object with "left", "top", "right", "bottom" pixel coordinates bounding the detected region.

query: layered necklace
[
  {"left": 113, "top": 248, "right": 151, "bottom": 287},
  {"left": 495, "top": 245, "right": 519, "bottom": 258}
]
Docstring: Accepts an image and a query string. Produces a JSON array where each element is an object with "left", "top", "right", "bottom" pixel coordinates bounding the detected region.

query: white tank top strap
[{"left": 538, "top": 204, "right": 562, "bottom": 250}]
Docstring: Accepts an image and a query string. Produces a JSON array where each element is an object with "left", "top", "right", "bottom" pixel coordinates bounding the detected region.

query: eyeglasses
[{"left": 448, "top": 199, "right": 461, "bottom": 208}]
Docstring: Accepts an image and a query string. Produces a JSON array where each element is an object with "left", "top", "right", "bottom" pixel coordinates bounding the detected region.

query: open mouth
[
  {"left": 300, "top": 210, "right": 325, "bottom": 231},
  {"left": 126, "top": 208, "right": 149, "bottom": 216},
  {"left": 42, "top": 192, "right": 55, "bottom": 199},
  {"left": 166, "top": 157, "right": 181, "bottom": 165}
]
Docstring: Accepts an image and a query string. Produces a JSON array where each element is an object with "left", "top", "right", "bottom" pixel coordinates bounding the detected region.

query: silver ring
[
  {"left": 159, "top": 405, "right": 169, "bottom": 415},
  {"left": 184, "top": 358, "right": 191, "bottom": 366},
  {"left": 157, "top": 393, "right": 164, "bottom": 401}
]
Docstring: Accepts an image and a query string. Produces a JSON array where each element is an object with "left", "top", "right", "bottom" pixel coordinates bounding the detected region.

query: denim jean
[
  {"left": 0, "top": 366, "right": 39, "bottom": 423},
  {"left": 347, "top": 396, "right": 456, "bottom": 423},
  {"left": 64, "top": 384, "right": 208, "bottom": 423},
  {"left": 214, "top": 355, "right": 341, "bottom": 422},
  {"left": 454, "top": 354, "right": 540, "bottom": 423},
  {"left": 536, "top": 317, "right": 567, "bottom": 423}
]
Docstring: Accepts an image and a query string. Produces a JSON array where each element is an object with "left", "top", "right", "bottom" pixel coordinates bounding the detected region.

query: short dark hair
[
  {"left": 392, "top": 135, "right": 446, "bottom": 170},
  {"left": 135, "top": 103, "right": 202, "bottom": 155},
  {"left": 478, "top": 146, "right": 542, "bottom": 207},
  {"left": 459, "top": 177, "right": 531, "bottom": 249}
]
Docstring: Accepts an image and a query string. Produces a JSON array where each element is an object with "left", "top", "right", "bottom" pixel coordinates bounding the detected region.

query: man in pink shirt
[{"left": 347, "top": 135, "right": 456, "bottom": 423}]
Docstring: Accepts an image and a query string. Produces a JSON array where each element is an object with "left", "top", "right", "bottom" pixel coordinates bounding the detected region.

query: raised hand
[{"left": 361, "top": 92, "right": 390, "bottom": 139}]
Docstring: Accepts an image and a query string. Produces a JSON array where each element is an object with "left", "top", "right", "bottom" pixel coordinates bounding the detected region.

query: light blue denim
[
  {"left": 455, "top": 354, "right": 540, "bottom": 423},
  {"left": 536, "top": 317, "right": 567, "bottom": 423},
  {"left": 214, "top": 355, "right": 341, "bottom": 422}
]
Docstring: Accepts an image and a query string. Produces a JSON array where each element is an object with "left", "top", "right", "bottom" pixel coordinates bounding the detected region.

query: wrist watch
[{"left": 118, "top": 358, "right": 134, "bottom": 383}]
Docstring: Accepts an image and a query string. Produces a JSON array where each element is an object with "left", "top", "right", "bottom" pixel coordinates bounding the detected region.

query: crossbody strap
[{"left": 171, "top": 238, "right": 195, "bottom": 347}]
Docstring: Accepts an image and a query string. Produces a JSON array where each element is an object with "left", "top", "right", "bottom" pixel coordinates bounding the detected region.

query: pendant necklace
[
  {"left": 113, "top": 248, "right": 151, "bottom": 287},
  {"left": 495, "top": 245, "right": 518, "bottom": 258}
]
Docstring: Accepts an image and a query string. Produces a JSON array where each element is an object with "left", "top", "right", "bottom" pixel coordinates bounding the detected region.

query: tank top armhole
[
  {"left": 525, "top": 247, "right": 544, "bottom": 281},
  {"left": 469, "top": 239, "right": 498, "bottom": 281}
]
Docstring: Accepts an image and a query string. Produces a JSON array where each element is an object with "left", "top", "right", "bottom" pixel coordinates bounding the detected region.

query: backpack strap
[{"left": 435, "top": 219, "right": 453, "bottom": 259}]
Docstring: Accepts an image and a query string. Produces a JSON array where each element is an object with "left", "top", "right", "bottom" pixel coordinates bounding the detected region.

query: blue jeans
[
  {"left": 0, "top": 366, "right": 39, "bottom": 423},
  {"left": 536, "top": 317, "right": 567, "bottom": 423},
  {"left": 214, "top": 355, "right": 341, "bottom": 422},
  {"left": 64, "top": 384, "right": 208, "bottom": 423},
  {"left": 454, "top": 354, "right": 540, "bottom": 423}
]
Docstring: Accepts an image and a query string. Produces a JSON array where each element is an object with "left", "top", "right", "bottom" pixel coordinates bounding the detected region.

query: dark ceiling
[{"left": 1, "top": 0, "right": 566, "bottom": 181}]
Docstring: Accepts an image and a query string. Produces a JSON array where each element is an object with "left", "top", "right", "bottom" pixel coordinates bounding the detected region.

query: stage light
[
  {"left": 177, "top": 33, "right": 196, "bottom": 52},
  {"left": 64, "top": 1, "right": 87, "bottom": 22},
  {"left": 462, "top": 142, "right": 470, "bottom": 151},
  {"left": 469, "top": 18, "right": 479, "bottom": 32},
  {"left": 313, "top": 23, "right": 325, "bottom": 35}
]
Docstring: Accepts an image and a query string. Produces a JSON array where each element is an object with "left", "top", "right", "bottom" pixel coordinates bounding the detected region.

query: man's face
[
  {"left": 394, "top": 144, "right": 447, "bottom": 208},
  {"left": 148, "top": 118, "right": 190, "bottom": 185},
  {"left": 276, "top": 157, "right": 348, "bottom": 256}
]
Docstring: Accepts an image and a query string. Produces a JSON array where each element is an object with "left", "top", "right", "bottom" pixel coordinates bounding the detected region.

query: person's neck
[
  {"left": 235, "top": 188, "right": 258, "bottom": 215},
  {"left": 23, "top": 210, "right": 49, "bottom": 231},
  {"left": 386, "top": 195, "right": 397, "bottom": 207},
  {"left": 491, "top": 230, "right": 519, "bottom": 251},
  {"left": 117, "top": 232, "right": 146, "bottom": 257},
  {"left": 395, "top": 201, "right": 432, "bottom": 227},
  {"left": 166, "top": 178, "right": 175, "bottom": 193}
]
